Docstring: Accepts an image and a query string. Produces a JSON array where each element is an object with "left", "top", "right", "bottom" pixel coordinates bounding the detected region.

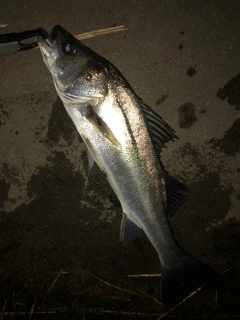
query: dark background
[{"left": 0, "top": 1, "right": 240, "bottom": 318}]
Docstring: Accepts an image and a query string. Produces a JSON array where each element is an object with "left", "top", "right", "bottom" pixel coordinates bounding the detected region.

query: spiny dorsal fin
[
  {"left": 139, "top": 100, "right": 188, "bottom": 216},
  {"left": 139, "top": 100, "right": 178, "bottom": 157}
]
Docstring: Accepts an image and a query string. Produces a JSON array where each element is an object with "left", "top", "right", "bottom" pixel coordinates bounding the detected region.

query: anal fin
[{"left": 120, "top": 214, "right": 145, "bottom": 245}]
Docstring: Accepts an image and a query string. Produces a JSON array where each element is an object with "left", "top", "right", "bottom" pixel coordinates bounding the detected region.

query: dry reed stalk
[
  {"left": 34, "top": 25, "right": 127, "bottom": 49},
  {"left": 79, "top": 268, "right": 140, "bottom": 296},
  {"left": 128, "top": 273, "right": 161, "bottom": 278},
  {"left": 74, "top": 25, "right": 127, "bottom": 41},
  {"left": 42, "top": 268, "right": 64, "bottom": 307}
]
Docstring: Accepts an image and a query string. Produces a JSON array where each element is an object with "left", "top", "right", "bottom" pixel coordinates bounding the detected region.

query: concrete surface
[{"left": 0, "top": 0, "right": 240, "bottom": 318}]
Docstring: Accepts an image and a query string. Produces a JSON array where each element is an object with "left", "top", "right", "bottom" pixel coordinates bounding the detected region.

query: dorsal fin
[
  {"left": 164, "top": 172, "right": 189, "bottom": 217},
  {"left": 139, "top": 100, "right": 178, "bottom": 158},
  {"left": 139, "top": 100, "right": 188, "bottom": 215}
]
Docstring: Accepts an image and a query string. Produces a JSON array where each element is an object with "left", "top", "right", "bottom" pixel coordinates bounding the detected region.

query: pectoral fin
[
  {"left": 85, "top": 145, "right": 95, "bottom": 173},
  {"left": 86, "top": 105, "right": 121, "bottom": 149}
]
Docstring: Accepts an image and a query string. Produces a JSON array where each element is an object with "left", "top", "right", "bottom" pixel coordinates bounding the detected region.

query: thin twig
[
  {"left": 1, "top": 298, "right": 8, "bottom": 320},
  {"left": 1, "top": 309, "right": 240, "bottom": 318},
  {"left": 215, "top": 287, "right": 218, "bottom": 310},
  {"left": 0, "top": 311, "right": 63, "bottom": 316},
  {"left": 25, "top": 295, "right": 28, "bottom": 319},
  {"left": 75, "top": 25, "right": 127, "bottom": 41},
  {"left": 42, "top": 268, "right": 64, "bottom": 306},
  {"left": 29, "top": 299, "right": 36, "bottom": 320},
  {"left": 221, "top": 261, "right": 240, "bottom": 274},
  {"left": 79, "top": 268, "right": 140, "bottom": 296},
  {"left": 128, "top": 273, "right": 161, "bottom": 278},
  {"left": 69, "top": 298, "right": 78, "bottom": 313},
  {"left": 126, "top": 280, "right": 163, "bottom": 306},
  {"left": 85, "top": 308, "right": 162, "bottom": 317},
  {"left": 47, "top": 271, "right": 68, "bottom": 275},
  {"left": 12, "top": 290, "right": 17, "bottom": 315},
  {"left": 156, "top": 287, "right": 202, "bottom": 320},
  {"left": 35, "top": 25, "right": 127, "bottom": 49}
]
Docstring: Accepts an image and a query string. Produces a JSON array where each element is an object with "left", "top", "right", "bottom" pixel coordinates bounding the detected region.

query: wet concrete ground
[{"left": 0, "top": 0, "right": 240, "bottom": 318}]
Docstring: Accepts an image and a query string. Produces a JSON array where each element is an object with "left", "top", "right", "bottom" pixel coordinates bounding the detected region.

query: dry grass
[{"left": 1, "top": 262, "right": 239, "bottom": 319}]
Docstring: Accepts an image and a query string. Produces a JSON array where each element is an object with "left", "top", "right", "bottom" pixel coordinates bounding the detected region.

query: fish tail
[{"left": 160, "top": 255, "right": 218, "bottom": 309}]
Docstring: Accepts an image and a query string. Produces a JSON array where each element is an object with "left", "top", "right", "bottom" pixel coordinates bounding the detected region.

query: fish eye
[{"left": 63, "top": 41, "right": 76, "bottom": 54}]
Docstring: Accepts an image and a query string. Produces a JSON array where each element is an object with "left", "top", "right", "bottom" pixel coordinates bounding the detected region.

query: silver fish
[{"left": 38, "top": 25, "right": 218, "bottom": 308}]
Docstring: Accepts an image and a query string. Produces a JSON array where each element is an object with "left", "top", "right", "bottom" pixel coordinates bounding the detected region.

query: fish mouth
[
  {"left": 37, "top": 28, "right": 58, "bottom": 77},
  {"left": 37, "top": 32, "right": 53, "bottom": 61},
  {"left": 37, "top": 25, "right": 70, "bottom": 66}
]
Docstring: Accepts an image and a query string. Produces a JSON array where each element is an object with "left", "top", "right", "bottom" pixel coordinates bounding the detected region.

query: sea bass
[{"left": 38, "top": 25, "right": 217, "bottom": 308}]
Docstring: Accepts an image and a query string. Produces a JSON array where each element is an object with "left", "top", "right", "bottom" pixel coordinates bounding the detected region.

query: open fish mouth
[
  {"left": 37, "top": 30, "right": 54, "bottom": 65},
  {"left": 37, "top": 30, "right": 63, "bottom": 81},
  {"left": 37, "top": 25, "right": 74, "bottom": 60},
  {"left": 38, "top": 36, "right": 52, "bottom": 59}
]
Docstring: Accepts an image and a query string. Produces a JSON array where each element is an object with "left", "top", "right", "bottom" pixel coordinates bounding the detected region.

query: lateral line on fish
[{"left": 116, "top": 88, "right": 142, "bottom": 161}]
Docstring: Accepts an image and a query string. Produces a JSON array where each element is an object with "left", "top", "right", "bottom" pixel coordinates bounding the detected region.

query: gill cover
[{"left": 51, "top": 25, "right": 108, "bottom": 103}]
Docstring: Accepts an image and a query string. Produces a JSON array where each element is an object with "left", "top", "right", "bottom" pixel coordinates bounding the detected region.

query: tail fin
[{"left": 160, "top": 255, "right": 218, "bottom": 309}]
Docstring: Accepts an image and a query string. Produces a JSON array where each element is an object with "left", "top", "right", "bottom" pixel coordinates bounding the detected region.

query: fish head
[{"left": 37, "top": 25, "right": 108, "bottom": 104}]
